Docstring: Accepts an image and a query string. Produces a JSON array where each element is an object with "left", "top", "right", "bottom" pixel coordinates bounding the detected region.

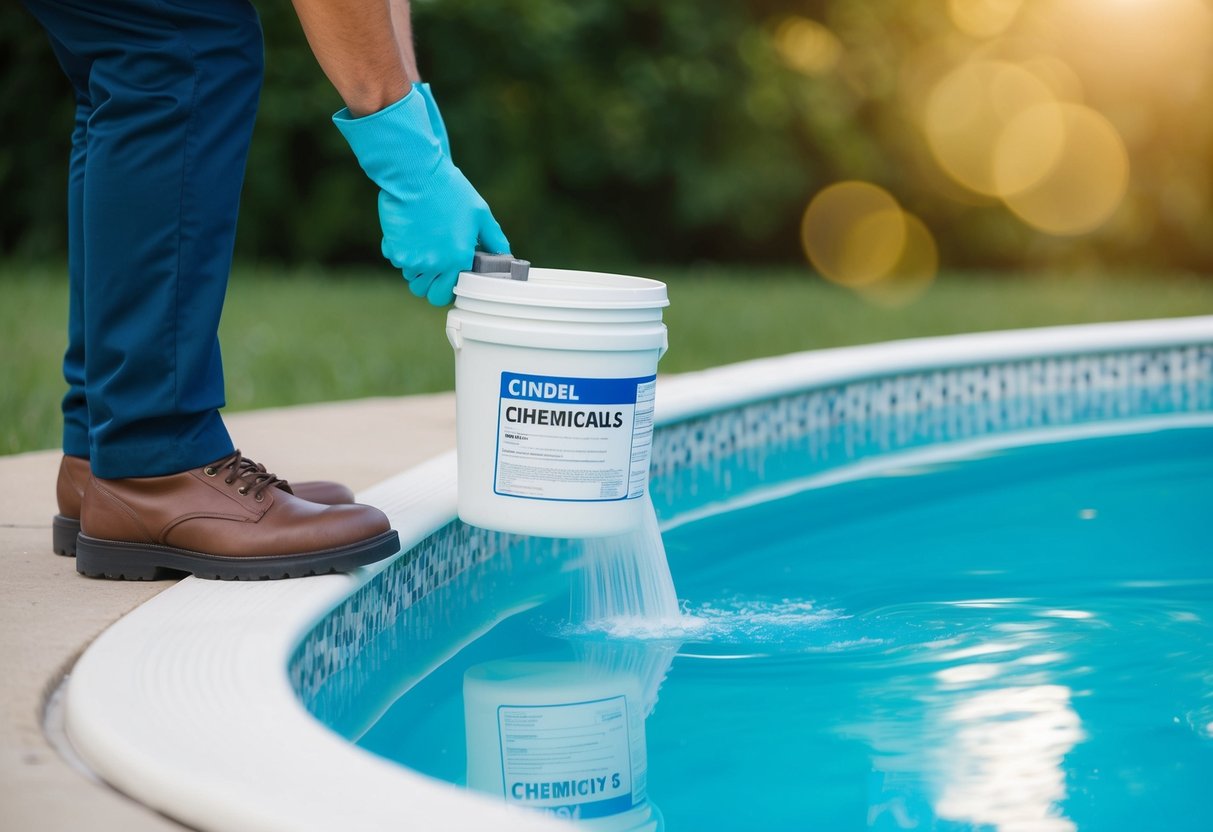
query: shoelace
[{"left": 203, "top": 450, "right": 292, "bottom": 500}]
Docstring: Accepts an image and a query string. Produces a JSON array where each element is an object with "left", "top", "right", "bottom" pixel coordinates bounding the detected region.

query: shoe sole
[
  {"left": 75, "top": 530, "right": 400, "bottom": 581},
  {"left": 53, "top": 515, "right": 80, "bottom": 557}
]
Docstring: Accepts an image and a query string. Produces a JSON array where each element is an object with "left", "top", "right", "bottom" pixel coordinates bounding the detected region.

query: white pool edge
[{"left": 63, "top": 316, "right": 1213, "bottom": 832}]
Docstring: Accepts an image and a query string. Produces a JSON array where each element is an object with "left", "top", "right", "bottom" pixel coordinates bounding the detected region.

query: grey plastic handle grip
[{"left": 471, "top": 252, "right": 530, "bottom": 281}]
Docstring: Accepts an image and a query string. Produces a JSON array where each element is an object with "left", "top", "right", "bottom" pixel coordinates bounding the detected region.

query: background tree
[{"left": 4, "top": 0, "right": 1211, "bottom": 273}]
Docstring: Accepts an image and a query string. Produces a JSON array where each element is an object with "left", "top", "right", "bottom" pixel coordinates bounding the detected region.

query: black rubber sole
[
  {"left": 75, "top": 529, "right": 401, "bottom": 581},
  {"left": 52, "top": 514, "right": 81, "bottom": 557}
]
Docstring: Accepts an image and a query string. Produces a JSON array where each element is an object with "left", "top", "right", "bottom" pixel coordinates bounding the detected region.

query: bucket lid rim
[
  {"left": 453, "top": 293, "right": 670, "bottom": 310},
  {"left": 454, "top": 268, "right": 670, "bottom": 309}
]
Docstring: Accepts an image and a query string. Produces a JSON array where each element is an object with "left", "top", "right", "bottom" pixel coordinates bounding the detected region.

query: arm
[
  {"left": 288, "top": 0, "right": 413, "bottom": 116},
  {"left": 388, "top": 0, "right": 422, "bottom": 83},
  {"left": 292, "top": 0, "right": 510, "bottom": 305}
]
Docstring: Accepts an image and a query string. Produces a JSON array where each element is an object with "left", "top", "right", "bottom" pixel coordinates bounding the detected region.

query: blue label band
[{"left": 500, "top": 372, "right": 656, "bottom": 405}]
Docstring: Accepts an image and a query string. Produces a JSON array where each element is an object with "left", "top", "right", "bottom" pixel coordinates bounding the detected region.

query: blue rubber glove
[
  {"left": 413, "top": 82, "right": 451, "bottom": 158},
  {"left": 333, "top": 90, "right": 509, "bottom": 306}
]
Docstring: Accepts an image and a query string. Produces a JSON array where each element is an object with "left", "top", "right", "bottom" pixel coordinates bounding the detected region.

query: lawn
[{"left": 3, "top": 261, "right": 1211, "bottom": 456}]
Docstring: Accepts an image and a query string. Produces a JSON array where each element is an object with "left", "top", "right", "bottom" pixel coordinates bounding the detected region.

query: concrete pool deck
[{"left": 0, "top": 393, "right": 458, "bottom": 832}]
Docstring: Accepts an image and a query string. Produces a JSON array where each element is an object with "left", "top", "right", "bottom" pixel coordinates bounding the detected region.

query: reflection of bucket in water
[
  {"left": 446, "top": 255, "right": 669, "bottom": 538},
  {"left": 464, "top": 654, "right": 663, "bottom": 831}
]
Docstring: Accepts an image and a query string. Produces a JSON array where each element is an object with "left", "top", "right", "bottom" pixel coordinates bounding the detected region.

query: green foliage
[
  {"left": 409, "top": 0, "right": 823, "bottom": 264},
  {"left": 4, "top": 1, "right": 1213, "bottom": 271},
  {"left": 0, "top": 4, "right": 75, "bottom": 259},
  {"left": 0, "top": 0, "right": 938, "bottom": 267}
]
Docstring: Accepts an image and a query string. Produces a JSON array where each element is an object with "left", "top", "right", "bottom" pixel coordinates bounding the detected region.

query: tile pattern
[
  {"left": 290, "top": 523, "right": 525, "bottom": 707},
  {"left": 650, "top": 347, "right": 1213, "bottom": 512}
]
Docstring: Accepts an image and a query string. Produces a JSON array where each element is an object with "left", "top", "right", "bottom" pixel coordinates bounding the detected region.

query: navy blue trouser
[{"left": 22, "top": 0, "right": 263, "bottom": 478}]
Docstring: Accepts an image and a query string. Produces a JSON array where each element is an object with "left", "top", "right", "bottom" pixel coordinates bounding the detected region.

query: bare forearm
[
  {"left": 388, "top": 0, "right": 421, "bottom": 82},
  {"left": 289, "top": 0, "right": 414, "bottom": 116}
]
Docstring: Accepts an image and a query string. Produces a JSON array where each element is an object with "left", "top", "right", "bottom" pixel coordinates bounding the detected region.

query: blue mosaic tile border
[
  {"left": 649, "top": 346, "right": 1213, "bottom": 512},
  {"left": 289, "top": 522, "right": 527, "bottom": 712},
  {"left": 289, "top": 344, "right": 1213, "bottom": 716}
]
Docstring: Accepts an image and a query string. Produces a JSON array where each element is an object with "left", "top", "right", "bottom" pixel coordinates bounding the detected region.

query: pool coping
[{"left": 61, "top": 316, "right": 1213, "bottom": 832}]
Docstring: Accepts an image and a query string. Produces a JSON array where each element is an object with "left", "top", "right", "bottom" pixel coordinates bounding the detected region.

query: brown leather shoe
[
  {"left": 53, "top": 454, "right": 357, "bottom": 557},
  {"left": 75, "top": 450, "right": 399, "bottom": 581}
]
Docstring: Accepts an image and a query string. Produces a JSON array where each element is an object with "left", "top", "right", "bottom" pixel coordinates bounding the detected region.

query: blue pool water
[{"left": 358, "top": 424, "right": 1213, "bottom": 831}]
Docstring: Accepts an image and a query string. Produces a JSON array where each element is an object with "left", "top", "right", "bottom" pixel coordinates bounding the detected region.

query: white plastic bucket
[{"left": 446, "top": 266, "right": 668, "bottom": 538}]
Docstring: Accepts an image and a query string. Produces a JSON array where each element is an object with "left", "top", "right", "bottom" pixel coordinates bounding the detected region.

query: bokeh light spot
[
  {"left": 773, "top": 17, "right": 844, "bottom": 77},
  {"left": 924, "top": 60, "right": 1057, "bottom": 196},
  {"left": 1018, "top": 56, "right": 1085, "bottom": 105},
  {"left": 1002, "top": 104, "right": 1130, "bottom": 235},
  {"left": 802, "top": 182, "right": 907, "bottom": 287},
  {"left": 855, "top": 212, "right": 939, "bottom": 308},
  {"left": 993, "top": 101, "right": 1067, "bottom": 196},
  {"left": 948, "top": 0, "right": 1024, "bottom": 39}
]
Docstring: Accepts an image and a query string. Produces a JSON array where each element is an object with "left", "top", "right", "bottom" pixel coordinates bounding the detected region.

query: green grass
[{"left": 3, "top": 261, "right": 1211, "bottom": 456}]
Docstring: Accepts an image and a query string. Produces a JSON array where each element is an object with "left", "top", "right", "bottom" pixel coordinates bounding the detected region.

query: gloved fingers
[
  {"left": 426, "top": 271, "right": 459, "bottom": 306},
  {"left": 382, "top": 237, "right": 409, "bottom": 270},
  {"left": 407, "top": 271, "right": 438, "bottom": 299},
  {"left": 477, "top": 214, "right": 511, "bottom": 255}
]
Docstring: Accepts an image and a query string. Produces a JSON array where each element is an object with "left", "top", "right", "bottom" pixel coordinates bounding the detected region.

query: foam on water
[{"left": 563, "top": 598, "right": 859, "bottom": 645}]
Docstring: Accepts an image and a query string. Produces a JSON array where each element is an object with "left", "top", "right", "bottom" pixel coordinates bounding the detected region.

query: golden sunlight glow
[
  {"left": 1017, "top": 56, "right": 1084, "bottom": 105},
  {"left": 992, "top": 100, "right": 1067, "bottom": 197},
  {"left": 801, "top": 181, "right": 905, "bottom": 287},
  {"left": 924, "top": 60, "right": 1057, "bottom": 196},
  {"left": 1001, "top": 103, "right": 1130, "bottom": 235},
  {"left": 855, "top": 212, "right": 938, "bottom": 308},
  {"left": 920, "top": 51, "right": 1132, "bottom": 237},
  {"left": 1035, "top": 0, "right": 1213, "bottom": 105},
  {"left": 802, "top": 182, "right": 938, "bottom": 304},
  {"left": 773, "top": 16, "right": 844, "bottom": 77},
  {"left": 947, "top": 0, "right": 1023, "bottom": 39}
]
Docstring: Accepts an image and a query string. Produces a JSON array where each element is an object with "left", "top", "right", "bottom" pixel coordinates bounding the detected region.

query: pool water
[{"left": 358, "top": 424, "right": 1213, "bottom": 831}]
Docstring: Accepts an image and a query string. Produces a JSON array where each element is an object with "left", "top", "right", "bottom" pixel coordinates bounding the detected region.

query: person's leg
[
  {"left": 26, "top": 0, "right": 366, "bottom": 562},
  {"left": 61, "top": 83, "right": 90, "bottom": 461},
  {"left": 26, "top": 0, "right": 260, "bottom": 476},
  {"left": 72, "top": 0, "right": 265, "bottom": 477},
  {"left": 24, "top": 5, "right": 96, "bottom": 555},
  {"left": 25, "top": 0, "right": 397, "bottom": 580}
]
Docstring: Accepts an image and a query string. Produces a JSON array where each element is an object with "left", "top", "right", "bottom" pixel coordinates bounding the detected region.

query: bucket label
[
  {"left": 498, "top": 696, "right": 635, "bottom": 820},
  {"left": 494, "top": 372, "right": 656, "bottom": 502}
]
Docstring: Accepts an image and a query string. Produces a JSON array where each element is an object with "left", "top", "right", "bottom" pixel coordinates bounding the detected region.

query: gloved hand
[
  {"left": 413, "top": 82, "right": 450, "bottom": 158},
  {"left": 333, "top": 90, "right": 509, "bottom": 306}
]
